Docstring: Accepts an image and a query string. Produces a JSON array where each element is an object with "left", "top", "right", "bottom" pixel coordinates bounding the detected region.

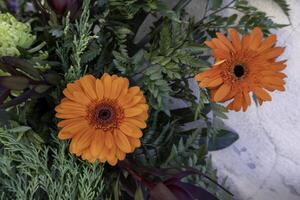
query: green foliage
[
  {"left": 62, "top": 0, "right": 96, "bottom": 82},
  {"left": 272, "top": 0, "right": 290, "bottom": 18},
  {"left": 0, "top": 127, "right": 105, "bottom": 200}
]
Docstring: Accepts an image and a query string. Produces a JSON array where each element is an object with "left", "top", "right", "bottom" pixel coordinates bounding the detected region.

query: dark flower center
[
  {"left": 96, "top": 105, "right": 115, "bottom": 123},
  {"left": 87, "top": 100, "right": 124, "bottom": 131},
  {"left": 98, "top": 109, "right": 112, "bottom": 121},
  {"left": 233, "top": 65, "right": 245, "bottom": 78}
]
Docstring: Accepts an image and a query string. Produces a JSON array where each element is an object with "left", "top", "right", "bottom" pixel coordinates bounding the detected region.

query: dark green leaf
[
  {"left": 200, "top": 129, "right": 239, "bottom": 151},
  {"left": 272, "top": 0, "right": 290, "bottom": 17},
  {"left": 134, "top": 186, "right": 144, "bottom": 200},
  {"left": 209, "top": 0, "right": 223, "bottom": 10},
  {"left": 34, "top": 85, "right": 51, "bottom": 94},
  {"left": 44, "top": 72, "right": 61, "bottom": 85}
]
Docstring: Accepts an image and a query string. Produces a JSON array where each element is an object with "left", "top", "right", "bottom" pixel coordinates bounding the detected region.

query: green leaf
[
  {"left": 201, "top": 129, "right": 239, "bottom": 151},
  {"left": 134, "top": 186, "right": 144, "bottom": 200},
  {"left": 0, "top": 109, "right": 10, "bottom": 123},
  {"left": 227, "top": 14, "right": 238, "bottom": 25},
  {"left": 272, "top": 0, "right": 290, "bottom": 17},
  {"left": 8, "top": 126, "right": 31, "bottom": 133},
  {"left": 44, "top": 72, "right": 61, "bottom": 85},
  {"left": 209, "top": 0, "right": 223, "bottom": 10},
  {"left": 34, "top": 85, "right": 51, "bottom": 94}
]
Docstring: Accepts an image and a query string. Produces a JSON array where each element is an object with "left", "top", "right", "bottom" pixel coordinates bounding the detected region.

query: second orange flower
[{"left": 195, "top": 27, "right": 287, "bottom": 111}]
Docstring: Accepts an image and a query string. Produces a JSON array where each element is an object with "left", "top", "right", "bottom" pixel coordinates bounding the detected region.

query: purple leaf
[
  {"left": 166, "top": 184, "right": 194, "bottom": 200},
  {"left": 47, "top": 0, "right": 82, "bottom": 16},
  {"left": 0, "top": 87, "right": 10, "bottom": 104},
  {"left": 0, "top": 57, "right": 41, "bottom": 79},
  {"left": 0, "top": 76, "right": 29, "bottom": 90},
  {"left": 170, "top": 182, "right": 219, "bottom": 200},
  {"left": 0, "top": 89, "right": 36, "bottom": 109},
  {"left": 150, "top": 182, "right": 179, "bottom": 200}
]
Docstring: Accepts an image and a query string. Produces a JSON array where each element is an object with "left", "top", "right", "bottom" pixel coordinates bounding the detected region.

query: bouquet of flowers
[{"left": 0, "top": 0, "right": 289, "bottom": 199}]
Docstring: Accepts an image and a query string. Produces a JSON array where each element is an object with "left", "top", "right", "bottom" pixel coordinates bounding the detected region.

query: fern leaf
[{"left": 272, "top": 0, "right": 290, "bottom": 18}]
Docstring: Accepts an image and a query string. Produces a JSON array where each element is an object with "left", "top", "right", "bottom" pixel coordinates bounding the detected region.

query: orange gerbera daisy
[
  {"left": 195, "top": 27, "right": 287, "bottom": 111},
  {"left": 55, "top": 74, "right": 149, "bottom": 166}
]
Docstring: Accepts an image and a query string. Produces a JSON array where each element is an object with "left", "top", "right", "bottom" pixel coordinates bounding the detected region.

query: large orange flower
[
  {"left": 195, "top": 27, "right": 287, "bottom": 111},
  {"left": 55, "top": 74, "right": 149, "bottom": 166}
]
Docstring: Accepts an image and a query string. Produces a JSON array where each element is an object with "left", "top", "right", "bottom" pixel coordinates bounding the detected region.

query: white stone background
[{"left": 158, "top": 0, "right": 300, "bottom": 200}]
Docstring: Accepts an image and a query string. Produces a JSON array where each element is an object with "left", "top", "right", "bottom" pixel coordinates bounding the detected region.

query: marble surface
[{"left": 209, "top": 1, "right": 300, "bottom": 200}]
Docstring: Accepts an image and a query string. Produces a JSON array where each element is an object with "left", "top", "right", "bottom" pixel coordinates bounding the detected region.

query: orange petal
[
  {"left": 116, "top": 148, "right": 126, "bottom": 160},
  {"left": 241, "top": 35, "right": 251, "bottom": 50},
  {"left": 119, "top": 123, "right": 143, "bottom": 138},
  {"left": 58, "top": 120, "right": 88, "bottom": 135},
  {"left": 103, "top": 74, "right": 112, "bottom": 98},
  {"left": 205, "top": 41, "right": 217, "bottom": 49},
  {"left": 58, "top": 101, "right": 85, "bottom": 111},
  {"left": 228, "top": 28, "right": 241, "bottom": 50},
  {"left": 55, "top": 106, "right": 86, "bottom": 117},
  {"left": 120, "top": 78, "right": 129, "bottom": 96},
  {"left": 105, "top": 132, "right": 114, "bottom": 148},
  {"left": 232, "top": 93, "right": 243, "bottom": 112},
  {"left": 73, "top": 92, "right": 91, "bottom": 106},
  {"left": 127, "top": 137, "right": 141, "bottom": 152},
  {"left": 129, "top": 86, "right": 141, "bottom": 96},
  {"left": 110, "top": 78, "right": 123, "bottom": 99},
  {"left": 58, "top": 130, "right": 76, "bottom": 140},
  {"left": 270, "top": 61, "right": 287, "bottom": 71},
  {"left": 57, "top": 118, "right": 85, "bottom": 128},
  {"left": 123, "top": 96, "right": 143, "bottom": 109},
  {"left": 80, "top": 75, "right": 97, "bottom": 100},
  {"left": 82, "top": 149, "right": 97, "bottom": 163},
  {"left": 243, "top": 90, "right": 251, "bottom": 106},
  {"left": 261, "top": 77, "right": 285, "bottom": 86},
  {"left": 96, "top": 79, "right": 104, "bottom": 100},
  {"left": 249, "top": 27, "right": 263, "bottom": 50},
  {"left": 213, "top": 59, "right": 226, "bottom": 66},
  {"left": 124, "top": 108, "right": 144, "bottom": 117},
  {"left": 107, "top": 157, "right": 118, "bottom": 166},
  {"left": 69, "top": 132, "right": 82, "bottom": 154},
  {"left": 263, "top": 47, "right": 285, "bottom": 59},
  {"left": 242, "top": 99, "right": 248, "bottom": 112},
  {"left": 216, "top": 32, "right": 235, "bottom": 51},
  {"left": 114, "top": 130, "right": 131, "bottom": 153},
  {"left": 76, "top": 130, "right": 93, "bottom": 153},
  {"left": 90, "top": 130, "right": 105, "bottom": 157},
  {"left": 207, "top": 77, "right": 224, "bottom": 88},
  {"left": 123, "top": 118, "right": 147, "bottom": 129},
  {"left": 258, "top": 35, "right": 277, "bottom": 53},
  {"left": 212, "top": 38, "right": 230, "bottom": 52},
  {"left": 213, "top": 84, "right": 231, "bottom": 102},
  {"left": 253, "top": 87, "right": 272, "bottom": 101},
  {"left": 213, "top": 49, "right": 231, "bottom": 59}
]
